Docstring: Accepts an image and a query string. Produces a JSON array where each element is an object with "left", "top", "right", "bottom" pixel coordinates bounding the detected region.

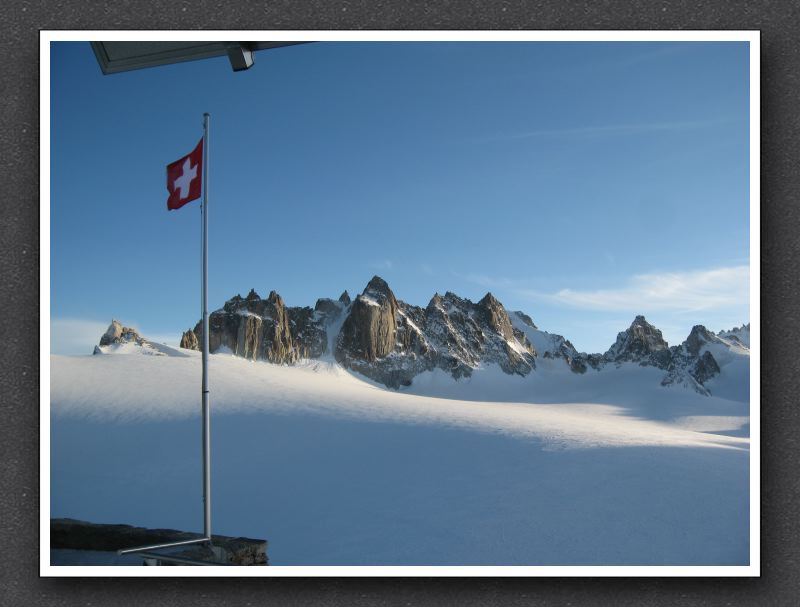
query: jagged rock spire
[{"left": 605, "top": 315, "right": 671, "bottom": 368}]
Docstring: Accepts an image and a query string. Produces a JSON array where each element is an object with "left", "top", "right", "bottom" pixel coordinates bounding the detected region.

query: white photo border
[{"left": 40, "top": 29, "right": 760, "bottom": 577}]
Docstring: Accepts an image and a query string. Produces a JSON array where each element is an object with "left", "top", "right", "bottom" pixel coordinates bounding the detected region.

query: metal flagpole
[
  {"left": 201, "top": 112, "right": 211, "bottom": 541},
  {"left": 119, "top": 114, "right": 213, "bottom": 557}
]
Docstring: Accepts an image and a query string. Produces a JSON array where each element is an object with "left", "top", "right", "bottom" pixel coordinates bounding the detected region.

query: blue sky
[{"left": 50, "top": 41, "right": 750, "bottom": 354}]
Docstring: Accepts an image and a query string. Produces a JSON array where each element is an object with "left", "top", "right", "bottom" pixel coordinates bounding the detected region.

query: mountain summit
[{"left": 605, "top": 315, "right": 671, "bottom": 368}]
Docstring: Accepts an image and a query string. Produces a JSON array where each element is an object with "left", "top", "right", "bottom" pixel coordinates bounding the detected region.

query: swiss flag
[{"left": 166, "top": 138, "right": 203, "bottom": 210}]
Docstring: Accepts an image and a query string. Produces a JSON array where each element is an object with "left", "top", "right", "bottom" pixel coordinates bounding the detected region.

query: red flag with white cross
[{"left": 166, "top": 138, "right": 203, "bottom": 210}]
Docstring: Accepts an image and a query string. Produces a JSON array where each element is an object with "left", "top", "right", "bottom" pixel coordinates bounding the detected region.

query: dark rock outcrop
[
  {"left": 477, "top": 293, "right": 515, "bottom": 342},
  {"left": 692, "top": 350, "right": 721, "bottom": 384},
  {"left": 604, "top": 315, "right": 672, "bottom": 369},
  {"left": 186, "top": 289, "right": 324, "bottom": 364},
  {"left": 98, "top": 319, "right": 146, "bottom": 347},
  {"left": 288, "top": 305, "right": 327, "bottom": 359},
  {"left": 684, "top": 325, "right": 718, "bottom": 357},
  {"left": 334, "top": 277, "right": 432, "bottom": 388},
  {"left": 661, "top": 325, "right": 724, "bottom": 395},
  {"left": 184, "top": 278, "right": 541, "bottom": 388},
  {"left": 259, "top": 291, "right": 296, "bottom": 363},
  {"left": 336, "top": 276, "right": 399, "bottom": 363},
  {"left": 94, "top": 320, "right": 163, "bottom": 356},
  {"left": 96, "top": 320, "right": 148, "bottom": 349},
  {"left": 314, "top": 297, "right": 343, "bottom": 320},
  {"left": 98, "top": 319, "right": 124, "bottom": 346},
  {"left": 332, "top": 279, "right": 537, "bottom": 387},
  {"left": 180, "top": 329, "right": 199, "bottom": 351},
  {"left": 424, "top": 291, "right": 536, "bottom": 377}
]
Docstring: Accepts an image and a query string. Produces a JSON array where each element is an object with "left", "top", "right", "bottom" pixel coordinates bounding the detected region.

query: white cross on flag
[{"left": 166, "top": 138, "right": 203, "bottom": 210}]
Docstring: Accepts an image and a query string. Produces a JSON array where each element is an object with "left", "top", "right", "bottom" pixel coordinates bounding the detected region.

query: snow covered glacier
[{"left": 50, "top": 278, "right": 750, "bottom": 566}]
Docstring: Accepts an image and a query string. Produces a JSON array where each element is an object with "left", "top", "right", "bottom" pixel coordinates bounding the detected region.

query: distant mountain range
[{"left": 95, "top": 275, "right": 749, "bottom": 397}]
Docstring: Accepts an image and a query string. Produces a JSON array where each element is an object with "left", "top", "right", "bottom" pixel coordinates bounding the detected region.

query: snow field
[{"left": 50, "top": 351, "right": 750, "bottom": 565}]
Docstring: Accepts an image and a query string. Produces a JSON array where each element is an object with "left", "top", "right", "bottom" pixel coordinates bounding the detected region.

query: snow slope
[
  {"left": 93, "top": 340, "right": 188, "bottom": 357},
  {"left": 694, "top": 335, "right": 750, "bottom": 403},
  {"left": 50, "top": 351, "right": 750, "bottom": 565}
]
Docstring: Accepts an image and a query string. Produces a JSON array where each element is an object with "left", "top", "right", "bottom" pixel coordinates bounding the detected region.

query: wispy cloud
[
  {"left": 519, "top": 265, "right": 749, "bottom": 313},
  {"left": 368, "top": 259, "right": 393, "bottom": 271},
  {"left": 590, "top": 42, "right": 702, "bottom": 71},
  {"left": 455, "top": 273, "right": 524, "bottom": 290},
  {"left": 420, "top": 263, "right": 434, "bottom": 276},
  {"left": 51, "top": 318, "right": 110, "bottom": 355},
  {"left": 478, "top": 118, "right": 731, "bottom": 143}
]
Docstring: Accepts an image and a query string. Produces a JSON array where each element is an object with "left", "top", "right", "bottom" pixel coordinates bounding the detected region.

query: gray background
[{"left": 2, "top": 1, "right": 796, "bottom": 605}]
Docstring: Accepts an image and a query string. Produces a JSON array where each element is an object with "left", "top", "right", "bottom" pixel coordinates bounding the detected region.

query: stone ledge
[{"left": 50, "top": 518, "right": 268, "bottom": 565}]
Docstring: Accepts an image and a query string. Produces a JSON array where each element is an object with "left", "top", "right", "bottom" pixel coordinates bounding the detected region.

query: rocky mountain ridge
[
  {"left": 717, "top": 323, "right": 750, "bottom": 348},
  {"left": 170, "top": 276, "right": 749, "bottom": 395},
  {"left": 93, "top": 320, "right": 167, "bottom": 356}
]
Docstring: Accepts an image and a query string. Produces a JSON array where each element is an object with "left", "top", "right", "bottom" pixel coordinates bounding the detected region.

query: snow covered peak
[
  {"left": 661, "top": 322, "right": 749, "bottom": 397},
  {"left": 439, "top": 291, "right": 474, "bottom": 312},
  {"left": 684, "top": 325, "right": 724, "bottom": 357},
  {"left": 315, "top": 297, "right": 345, "bottom": 317},
  {"left": 338, "top": 290, "right": 352, "bottom": 305},
  {"left": 718, "top": 324, "right": 750, "bottom": 348},
  {"left": 94, "top": 320, "right": 182, "bottom": 357},
  {"left": 605, "top": 315, "right": 670, "bottom": 368},
  {"left": 426, "top": 293, "right": 444, "bottom": 311},
  {"left": 513, "top": 311, "right": 537, "bottom": 329},
  {"left": 364, "top": 275, "right": 391, "bottom": 295}
]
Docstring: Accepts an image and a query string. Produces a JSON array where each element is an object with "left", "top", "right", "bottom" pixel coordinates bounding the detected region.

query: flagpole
[
  {"left": 201, "top": 112, "right": 211, "bottom": 541},
  {"left": 119, "top": 117, "right": 213, "bottom": 558}
]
